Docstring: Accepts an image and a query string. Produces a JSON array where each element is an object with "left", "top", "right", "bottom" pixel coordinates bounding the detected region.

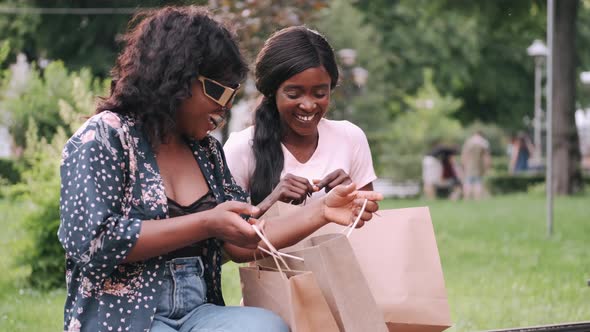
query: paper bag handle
[{"left": 342, "top": 198, "right": 368, "bottom": 238}]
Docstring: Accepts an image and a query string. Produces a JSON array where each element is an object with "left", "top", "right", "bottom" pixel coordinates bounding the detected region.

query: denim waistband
[{"left": 163, "top": 256, "right": 204, "bottom": 277}]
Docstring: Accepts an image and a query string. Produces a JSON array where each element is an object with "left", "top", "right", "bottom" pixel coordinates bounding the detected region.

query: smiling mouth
[{"left": 294, "top": 114, "right": 316, "bottom": 122}]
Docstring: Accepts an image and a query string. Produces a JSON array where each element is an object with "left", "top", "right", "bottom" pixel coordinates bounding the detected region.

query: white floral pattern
[{"left": 58, "top": 111, "right": 247, "bottom": 331}]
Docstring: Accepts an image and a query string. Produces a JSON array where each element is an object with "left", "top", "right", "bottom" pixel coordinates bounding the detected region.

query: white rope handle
[
  {"left": 258, "top": 246, "right": 304, "bottom": 262},
  {"left": 252, "top": 224, "right": 291, "bottom": 271},
  {"left": 342, "top": 198, "right": 368, "bottom": 238}
]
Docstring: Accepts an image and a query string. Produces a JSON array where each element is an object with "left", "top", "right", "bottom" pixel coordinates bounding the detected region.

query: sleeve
[
  {"left": 222, "top": 130, "right": 251, "bottom": 193},
  {"left": 345, "top": 121, "right": 378, "bottom": 188},
  {"left": 58, "top": 117, "right": 142, "bottom": 284}
]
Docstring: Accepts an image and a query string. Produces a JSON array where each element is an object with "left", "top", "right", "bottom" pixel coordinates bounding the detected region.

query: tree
[
  {"left": 377, "top": 69, "right": 464, "bottom": 180},
  {"left": 551, "top": 0, "right": 584, "bottom": 194},
  {"left": 353, "top": 0, "right": 568, "bottom": 131}
]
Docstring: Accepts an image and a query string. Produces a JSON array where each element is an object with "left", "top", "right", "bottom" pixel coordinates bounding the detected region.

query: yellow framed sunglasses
[{"left": 197, "top": 75, "right": 240, "bottom": 108}]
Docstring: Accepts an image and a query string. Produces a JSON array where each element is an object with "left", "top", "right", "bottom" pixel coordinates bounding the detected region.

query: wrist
[
  {"left": 316, "top": 197, "right": 330, "bottom": 226},
  {"left": 199, "top": 210, "right": 216, "bottom": 239}
]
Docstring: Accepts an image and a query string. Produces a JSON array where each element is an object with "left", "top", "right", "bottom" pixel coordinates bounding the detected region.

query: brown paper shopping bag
[
  {"left": 310, "top": 207, "right": 452, "bottom": 332},
  {"left": 267, "top": 202, "right": 452, "bottom": 332},
  {"left": 282, "top": 233, "right": 389, "bottom": 332},
  {"left": 240, "top": 257, "right": 339, "bottom": 331}
]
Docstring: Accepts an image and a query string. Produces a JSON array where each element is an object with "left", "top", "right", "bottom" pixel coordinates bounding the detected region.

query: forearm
[
  {"left": 123, "top": 213, "right": 212, "bottom": 263},
  {"left": 255, "top": 194, "right": 278, "bottom": 217},
  {"left": 226, "top": 199, "right": 327, "bottom": 262}
]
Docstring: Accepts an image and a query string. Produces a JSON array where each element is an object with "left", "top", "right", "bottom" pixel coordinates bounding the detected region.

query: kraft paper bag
[
  {"left": 282, "top": 233, "right": 389, "bottom": 332},
  {"left": 239, "top": 262, "right": 339, "bottom": 332},
  {"left": 268, "top": 202, "right": 452, "bottom": 332}
]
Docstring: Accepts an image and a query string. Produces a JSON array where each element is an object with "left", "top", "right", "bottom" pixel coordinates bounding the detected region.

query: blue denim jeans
[{"left": 150, "top": 257, "right": 289, "bottom": 332}]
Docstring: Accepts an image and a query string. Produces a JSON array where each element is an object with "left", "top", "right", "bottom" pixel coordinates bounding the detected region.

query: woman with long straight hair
[{"left": 224, "top": 26, "right": 377, "bottom": 214}]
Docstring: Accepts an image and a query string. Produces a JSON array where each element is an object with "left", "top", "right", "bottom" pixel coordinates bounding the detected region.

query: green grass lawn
[{"left": 1, "top": 194, "right": 589, "bottom": 331}]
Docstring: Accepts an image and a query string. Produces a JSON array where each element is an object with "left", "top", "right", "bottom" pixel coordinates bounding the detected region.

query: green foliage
[
  {"left": 0, "top": 158, "right": 20, "bottom": 185},
  {"left": 486, "top": 173, "right": 546, "bottom": 194},
  {"left": 313, "top": 0, "right": 389, "bottom": 131},
  {"left": 354, "top": 0, "right": 550, "bottom": 130},
  {"left": 377, "top": 69, "right": 464, "bottom": 180},
  {"left": 2, "top": 60, "right": 106, "bottom": 148},
  {"left": 0, "top": 1, "right": 39, "bottom": 64},
  {"left": 0, "top": 40, "right": 10, "bottom": 66},
  {"left": 487, "top": 173, "right": 590, "bottom": 195},
  {"left": 5, "top": 64, "right": 105, "bottom": 289}
]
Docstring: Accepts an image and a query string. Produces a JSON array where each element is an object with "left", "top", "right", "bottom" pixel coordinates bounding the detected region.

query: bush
[
  {"left": 487, "top": 173, "right": 590, "bottom": 196},
  {"left": 3, "top": 63, "right": 106, "bottom": 289},
  {"left": 1, "top": 60, "right": 106, "bottom": 149},
  {"left": 376, "top": 69, "right": 464, "bottom": 180},
  {"left": 0, "top": 157, "right": 20, "bottom": 184},
  {"left": 486, "top": 173, "right": 545, "bottom": 194}
]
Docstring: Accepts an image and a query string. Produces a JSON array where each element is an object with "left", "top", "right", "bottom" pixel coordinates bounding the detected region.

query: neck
[{"left": 282, "top": 130, "right": 318, "bottom": 149}]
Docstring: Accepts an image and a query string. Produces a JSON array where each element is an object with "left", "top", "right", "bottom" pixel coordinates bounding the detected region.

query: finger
[
  {"left": 363, "top": 200, "right": 379, "bottom": 213},
  {"left": 286, "top": 186, "right": 308, "bottom": 199},
  {"left": 315, "top": 169, "right": 341, "bottom": 190},
  {"left": 354, "top": 220, "right": 366, "bottom": 229},
  {"left": 314, "top": 174, "right": 334, "bottom": 190},
  {"left": 325, "top": 174, "right": 352, "bottom": 192},
  {"left": 355, "top": 190, "right": 384, "bottom": 201},
  {"left": 330, "top": 182, "right": 357, "bottom": 197},
  {"left": 289, "top": 176, "right": 315, "bottom": 195},
  {"left": 281, "top": 191, "right": 306, "bottom": 204},
  {"left": 359, "top": 210, "right": 374, "bottom": 222},
  {"left": 288, "top": 179, "right": 312, "bottom": 194},
  {"left": 221, "top": 201, "right": 260, "bottom": 216}
]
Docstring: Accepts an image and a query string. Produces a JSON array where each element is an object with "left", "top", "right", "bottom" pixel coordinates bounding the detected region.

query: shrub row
[{"left": 486, "top": 173, "right": 590, "bottom": 194}]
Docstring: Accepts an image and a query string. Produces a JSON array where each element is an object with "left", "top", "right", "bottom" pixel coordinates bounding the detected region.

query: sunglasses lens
[{"left": 202, "top": 79, "right": 225, "bottom": 101}]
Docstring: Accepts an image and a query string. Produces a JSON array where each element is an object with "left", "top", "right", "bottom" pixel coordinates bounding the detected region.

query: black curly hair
[
  {"left": 250, "top": 26, "right": 339, "bottom": 205},
  {"left": 97, "top": 6, "right": 248, "bottom": 148}
]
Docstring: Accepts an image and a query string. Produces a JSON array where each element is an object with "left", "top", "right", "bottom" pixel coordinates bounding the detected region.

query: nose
[{"left": 298, "top": 98, "right": 317, "bottom": 112}]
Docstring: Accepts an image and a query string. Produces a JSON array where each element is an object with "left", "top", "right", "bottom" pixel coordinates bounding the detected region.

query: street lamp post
[{"left": 527, "top": 39, "right": 548, "bottom": 164}]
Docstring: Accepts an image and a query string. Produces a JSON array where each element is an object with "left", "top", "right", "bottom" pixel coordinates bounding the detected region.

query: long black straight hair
[{"left": 250, "top": 26, "right": 339, "bottom": 205}]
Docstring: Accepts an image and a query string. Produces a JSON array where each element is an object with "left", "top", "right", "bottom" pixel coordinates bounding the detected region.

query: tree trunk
[{"left": 551, "top": 0, "right": 584, "bottom": 194}]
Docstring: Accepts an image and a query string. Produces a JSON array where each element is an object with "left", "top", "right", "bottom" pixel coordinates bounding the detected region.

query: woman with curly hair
[
  {"left": 58, "top": 7, "right": 382, "bottom": 332},
  {"left": 224, "top": 26, "right": 377, "bottom": 213}
]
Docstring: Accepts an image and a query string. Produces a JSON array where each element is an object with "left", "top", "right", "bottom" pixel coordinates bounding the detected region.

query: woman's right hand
[
  {"left": 323, "top": 183, "right": 383, "bottom": 228},
  {"left": 269, "top": 173, "right": 316, "bottom": 205},
  {"left": 204, "top": 201, "right": 261, "bottom": 249}
]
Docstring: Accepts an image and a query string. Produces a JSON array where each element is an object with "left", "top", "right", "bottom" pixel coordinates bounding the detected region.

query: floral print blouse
[{"left": 58, "top": 111, "right": 248, "bottom": 332}]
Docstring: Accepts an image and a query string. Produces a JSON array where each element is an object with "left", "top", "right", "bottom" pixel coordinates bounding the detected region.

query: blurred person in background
[
  {"left": 461, "top": 130, "right": 491, "bottom": 200},
  {"left": 509, "top": 131, "right": 534, "bottom": 174}
]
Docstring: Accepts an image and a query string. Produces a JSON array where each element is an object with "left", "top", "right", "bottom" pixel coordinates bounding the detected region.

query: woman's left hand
[
  {"left": 313, "top": 169, "right": 352, "bottom": 193},
  {"left": 322, "top": 183, "right": 383, "bottom": 228}
]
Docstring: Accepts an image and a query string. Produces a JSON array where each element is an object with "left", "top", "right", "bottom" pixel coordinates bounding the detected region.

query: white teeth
[{"left": 295, "top": 114, "right": 315, "bottom": 122}]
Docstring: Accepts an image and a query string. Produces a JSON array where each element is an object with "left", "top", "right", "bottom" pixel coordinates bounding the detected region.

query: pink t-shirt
[{"left": 223, "top": 118, "right": 377, "bottom": 203}]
